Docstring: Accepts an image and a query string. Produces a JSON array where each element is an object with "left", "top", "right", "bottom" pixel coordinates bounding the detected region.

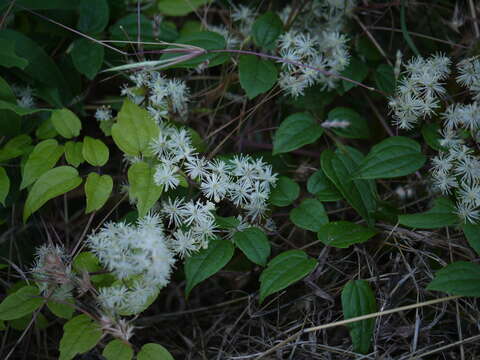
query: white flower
[
  {"left": 161, "top": 197, "right": 185, "bottom": 227},
  {"left": 94, "top": 105, "right": 112, "bottom": 122},
  {"left": 455, "top": 201, "right": 480, "bottom": 224},
  {"left": 185, "top": 156, "right": 208, "bottom": 180},
  {"left": 200, "top": 173, "right": 228, "bottom": 203},
  {"left": 154, "top": 162, "right": 180, "bottom": 191}
]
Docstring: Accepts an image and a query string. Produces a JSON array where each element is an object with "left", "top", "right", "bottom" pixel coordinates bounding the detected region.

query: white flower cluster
[
  {"left": 276, "top": 1, "right": 354, "bottom": 96},
  {"left": 390, "top": 54, "right": 480, "bottom": 223},
  {"left": 150, "top": 124, "right": 278, "bottom": 255},
  {"left": 120, "top": 70, "right": 189, "bottom": 121},
  {"left": 388, "top": 54, "right": 451, "bottom": 129},
  {"left": 94, "top": 105, "right": 113, "bottom": 122},
  {"left": 12, "top": 84, "right": 36, "bottom": 109}
]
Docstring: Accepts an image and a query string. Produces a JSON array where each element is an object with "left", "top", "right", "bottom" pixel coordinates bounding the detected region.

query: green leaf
[
  {"left": 128, "top": 162, "right": 163, "bottom": 217},
  {"left": 59, "top": 314, "right": 102, "bottom": 360},
  {"left": 64, "top": 141, "right": 84, "bottom": 167},
  {"left": 103, "top": 339, "right": 133, "bottom": 360},
  {"left": 0, "top": 99, "right": 47, "bottom": 116},
  {"left": 326, "top": 107, "right": 370, "bottom": 140},
  {"left": 421, "top": 123, "right": 444, "bottom": 151},
  {"left": 0, "top": 39, "right": 28, "bottom": 69},
  {"left": 374, "top": 64, "right": 396, "bottom": 95},
  {"left": 50, "top": 109, "right": 82, "bottom": 139},
  {"left": 0, "top": 75, "right": 15, "bottom": 102},
  {"left": 341, "top": 280, "right": 377, "bottom": 354},
  {"left": 269, "top": 176, "right": 300, "bottom": 207},
  {"left": 85, "top": 173, "right": 113, "bottom": 213},
  {"left": 321, "top": 147, "right": 377, "bottom": 226},
  {"left": 317, "top": 221, "right": 377, "bottom": 248},
  {"left": 112, "top": 100, "right": 159, "bottom": 156},
  {"left": 137, "top": 343, "right": 174, "bottom": 360},
  {"left": 289, "top": 198, "right": 329, "bottom": 232},
  {"left": 215, "top": 215, "right": 240, "bottom": 229},
  {"left": 0, "top": 134, "right": 31, "bottom": 162},
  {"left": 71, "top": 39, "right": 104, "bottom": 80},
  {"left": 427, "top": 261, "right": 480, "bottom": 297},
  {"left": 82, "top": 136, "right": 109, "bottom": 167},
  {"left": 341, "top": 57, "right": 369, "bottom": 92},
  {"left": 47, "top": 297, "right": 74, "bottom": 319},
  {"left": 184, "top": 238, "right": 234, "bottom": 296},
  {"left": 273, "top": 112, "right": 323, "bottom": 155},
  {"left": 20, "top": 139, "right": 64, "bottom": 189},
  {"left": 109, "top": 14, "right": 178, "bottom": 44},
  {"left": 355, "top": 136, "right": 426, "bottom": 179},
  {"left": 72, "top": 252, "right": 112, "bottom": 284},
  {"left": 306, "top": 170, "right": 342, "bottom": 202},
  {"left": 463, "top": 223, "right": 480, "bottom": 256},
  {"left": 259, "top": 250, "right": 317, "bottom": 304},
  {"left": 158, "top": 0, "right": 211, "bottom": 16},
  {"left": 0, "top": 286, "right": 43, "bottom": 320},
  {"left": 234, "top": 227, "right": 271, "bottom": 266},
  {"left": 398, "top": 197, "right": 458, "bottom": 229},
  {"left": 251, "top": 12, "right": 283, "bottom": 50},
  {"left": 23, "top": 166, "right": 82, "bottom": 222},
  {"left": 36, "top": 118, "right": 58, "bottom": 139},
  {"left": 78, "top": 0, "right": 109, "bottom": 34},
  {"left": 239, "top": 55, "right": 278, "bottom": 99},
  {"left": 0, "top": 167, "right": 10, "bottom": 206},
  {"left": 160, "top": 31, "right": 228, "bottom": 68}
]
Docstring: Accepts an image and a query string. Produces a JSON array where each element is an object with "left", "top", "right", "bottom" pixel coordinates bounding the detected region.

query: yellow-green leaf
[
  {"left": 59, "top": 314, "right": 102, "bottom": 360},
  {"left": 82, "top": 136, "right": 109, "bottom": 166},
  {"left": 85, "top": 172, "right": 113, "bottom": 213},
  {"left": 128, "top": 161, "right": 163, "bottom": 217},
  {"left": 50, "top": 109, "right": 82, "bottom": 139}
]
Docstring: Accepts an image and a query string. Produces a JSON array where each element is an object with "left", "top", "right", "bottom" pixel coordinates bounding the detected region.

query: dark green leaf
[
  {"left": 0, "top": 166, "right": 10, "bottom": 206},
  {"left": 71, "top": 39, "right": 104, "bottom": 80},
  {"left": 289, "top": 198, "right": 329, "bottom": 232},
  {"left": 0, "top": 286, "right": 43, "bottom": 320},
  {"left": 184, "top": 238, "right": 234, "bottom": 296},
  {"left": 421, "top": 123, "right": 444, "bottom": 151},
  {"left": 463, "top": 223, "right": 480, "bottom": 256},
  {"left": 103, "top": 339, "right": 133, "bottom": 360},
  {"left": 398, "top": 197, "right": 458, "bottom": 229},
  {"left": 356, "top": 136, "right": 426, "bottom": 179},
  {"left": 326, "top": 107, "right": 370, "bottom": 140},
  {"left": 47, "top": 298, "right": 74, "bottom": 320},
  {"left": 269, "top": 176, "right": 300, "bottom": 207},
  {"left": 251, "top": 12, "right": 283, "bottom": 50},
  {"left": 78, "top": 0, "right": 109, "bottom": 34},
  {"left": 341, "top": 280, "right": 377, "bottom": 354},
  {"left": 0, "top": 39, "right": 28, "bottom": 69},
  {"left": 259, "top": 250, "right": 317, "bottom": 303},
  {"left": 273, "top": 112, "right": 323, "bottom": 154},
  {"left": 158, "top": 0, "right": 211, "bottom": 16},
  {"left": 234, "top": 227, "right": 271, "bottom": 266},
  {"left": 317, "top": 221, "right": 377, "bottom": 248},
  {"left": 341, "top": 57, "right": 369, "bottom": 92},
  {"left": 306, "top": 169, "right": 342, "bottom": 202},
  {"left": 0, "top": 134, "right": 31, "bottom": 162},
  {"left": 374, "top": 64, "right": 396, "bottom": 95},
  {"left": 427, "top": 261, "right": 480, "bottom": 297},
  {"left": 59, "top": 314, "right": 102, "bottom": 360},
  {"left": 239, "top": 55, "right": 278, "bottom": 99}
]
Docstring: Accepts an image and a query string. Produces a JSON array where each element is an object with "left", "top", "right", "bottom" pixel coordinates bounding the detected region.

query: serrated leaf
[
  {"left": 184, "top": 238, "right": 234, "bottom": 296},
  {"left": 0, "top": 38, "right": 28, "bottom": 69},
  {"left": 137, "top": 343, "right": 174, "bottom": 360},
  {"left": 374, "top": 64, "right": 396, "bottom": 95},
  {"left": 239, "top": 55, "right": 278, "bottom": 99},
  {"left": 289, "top": 198, "right": 329, "bottom": 232},
  {"left": 64, "top": 141, "right": 84, "bottom": 167},
  {"left": 398, "top": 197, "right": 458, "bottom": 229},
  {"left": 234, "top": 227, "right": 271, "bottom": 266},
  {"left": 128, "top": 161, "right": 163, "bottom": 217},
  {"left": 321, "top": 147, "right": 377, "bottom": 226},
  {"left": 85, "top": 173, "right": 113, "bottom": 213},
  {"left": 71, "top": 39, "right": 104, "bottom": 80},
  {"left": 82, "top": 136, "right": 109, "bottom": 167},
  {"left": 0, "top": 167, "right": 10, "bottom": 206},
  {"left": 112, "top": 100, "right": 159, "bottom": 156},
  {"left": 355, "top": 136, "right": 426, "bottom": 179},
  {"left": 103, "top": 339, "right": 133, "bottom": 360},
  {"left": 251, "top": 12, "right": 283, "bottom": 50},
  {"left": 273, "top": 112, "right": 323, "bottom": 155},
  {"left": 47, "top": 297, "right": 74, "bottom": 319},
  {"left": 20, "top": 139, "right": 64, "bottom": 189},
  {"left": 50, "top": 109, "right": 82, "bottom": 139},
  {"left": 0, "top": 286, "right": 43, "bottom": 320},
  {"left": 317, "top": 221, "right": 377, "bottom": 248},
  {"left": 341, "top": 57, "right": 369, "bottom": 92},
  {"left": 0, "top": 134, "right": 32, "bottom": 162},
  {"left": 463, "top": 223, "right": 480, "bottom": 256},
  {"left": 59, "top": 314, "right": 102, "bottom": 360},
  {"left": 269, "top": 176, "right": 300, "bottom": 207},
  {"left": 23, "top": 166, "right": 82, "bottom": 222},
  {"left": 259, "top": 250, "right": 317, "bottom": 303},
  {"left": 427, "top": 261, "right": 480, "bottom": 297},
  {"left": 306, "top": 169, "right": 342, "bottom": 202},
  {"left": 326, "top": 107, "right": 370, "bottom": 140},
  {"left": 341, "top": 280, "right": 377, "bottom": 354},
  {"left": 158, "top": 0, "right": 211, "bottom": 16},
  {"left": 77, "top": 0, "right": 109, "bottom": 34}
]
